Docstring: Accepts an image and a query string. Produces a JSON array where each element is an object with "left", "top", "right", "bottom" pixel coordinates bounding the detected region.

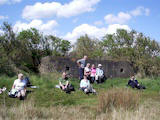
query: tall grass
[
  {"left": 0, "top": 74, "right": 160, "bottom": 119},
  {"left": 97, "top": 88, "right": 140, "bottom": 113},
  {"left": 0, "top": 98, "right": 159, "bottom": 120}
]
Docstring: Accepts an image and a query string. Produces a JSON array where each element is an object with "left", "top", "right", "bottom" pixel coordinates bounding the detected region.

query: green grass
[{"left": 0, "top": 73, "right": 160, "bottom": 108}]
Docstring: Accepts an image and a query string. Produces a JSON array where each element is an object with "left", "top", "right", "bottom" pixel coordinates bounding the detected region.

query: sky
[{"left": 0, "top": 0, "right": 160, "bottom": 44}]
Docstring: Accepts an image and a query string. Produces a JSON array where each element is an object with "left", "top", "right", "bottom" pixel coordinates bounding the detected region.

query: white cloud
[
  {"left": 64, "top": 24, "right": 130, "bottom": 43},
  {"left": 104, "top": 12, "right": 131, "bottom": 24},
  {"left": 0, "top": 15, "right": 8, "bottom": 20},
  {"left": 13, "top": 19, "right": 58, "bottom": 35},
  {"left": 106, "top": 24, "right": 130, "bottom": 34},
  {"left": 104, "top": 6, "right": 150, "bottom": 24},
  {"left": 0, "top": 0, "right": 22, "bottom": 5},
  {"left": 22, "top": 0, "right": 100, "bottom": 19},
  {"left": 130, "top": 6, "right": 150, "bottom": 16}
]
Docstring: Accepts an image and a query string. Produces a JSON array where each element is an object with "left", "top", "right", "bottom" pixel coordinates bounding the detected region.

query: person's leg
[
  {"left": 90, "top": 77, "right": 93, "bottom": 83},
  {"left": 21, "top": 90, "right": 26, "bottom": 97},
  {"left": 65, "top": 86, "right": 71, "bottom": 93},
  {"left": 79, "top": 68, "right": 84, "bottom": 80},
  {"left": 84, "top": 88, "right": 89, "bottom": 94},
  {"left": 17, "top": 91, "right": 21, "bottom": 98},
  {"left": 99, "top": 76, "right": 104, "bottom": 83}
]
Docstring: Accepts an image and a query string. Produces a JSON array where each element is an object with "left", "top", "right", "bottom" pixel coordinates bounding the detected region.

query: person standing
[{"left": 77, "top": 56, "right": 87, "bottom": 80}]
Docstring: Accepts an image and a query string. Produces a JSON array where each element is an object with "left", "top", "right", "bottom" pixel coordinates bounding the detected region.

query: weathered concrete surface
[{"left": 39, "top": 56, "right": 134, "bottom": 78}]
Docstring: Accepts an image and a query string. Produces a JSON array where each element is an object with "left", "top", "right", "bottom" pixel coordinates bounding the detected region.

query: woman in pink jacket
[{"left": 90, "top": 64, "right": 96, "bottom": 83}]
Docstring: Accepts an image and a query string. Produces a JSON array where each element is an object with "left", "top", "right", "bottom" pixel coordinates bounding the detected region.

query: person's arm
[
  {"left": 59, "top": 81, "right": 65, "bottom": 89},
  {"left": 128, "top": 80, "right": 131, "bottom": 85},
  {"left": 135, "top": 80, "right": 139, "bottom": 85},
  {"left": 12, "top": 80, "right": 16, "bottom": 89},
  {"left": 80, "top": 80, "right": 84, "bottom": 88},
  {"left": 65, "top": 81, "right": 69, "bottom": 88},
  {"left": 77, "top": 59, "right": 81, "bottom": 67},
  {"left": 24, "top": 85, "right": 27, "bottom": 93},
  {"left": 59, "top": 78, "right": 65, "bottom": 89},
  {"left": 77, "top": 59, "right": 83, "bottom": 67},
  {"left": 87, "top": 80, "right": 91, "bottom": 88}
]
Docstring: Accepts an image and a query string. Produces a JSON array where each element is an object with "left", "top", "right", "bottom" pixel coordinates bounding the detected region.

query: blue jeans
[{"left": 79, "top": 67, "right": 84, "bottom": 80}]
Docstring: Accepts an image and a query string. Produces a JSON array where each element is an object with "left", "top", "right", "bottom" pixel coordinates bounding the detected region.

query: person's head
[
  {"left": 91, "top": 64, "right": 95, "bottom": 68},
  {"left": 18, "top": 73, "right": 24, "bottom": 80},
  {"left": 83, "top": 55, "right": 87, "bottom": 60},
  {"left": 62, "top": 72, "right": 67, "bottom": 79},
  {"left": 86, "top": 63, "right": 90, "bottom": 68},
  {"left": 130, "top": 75, "right": 135, "bottom": 80},
  {"left": 98, "top": 64, "right": 102, "bottom": 68}
]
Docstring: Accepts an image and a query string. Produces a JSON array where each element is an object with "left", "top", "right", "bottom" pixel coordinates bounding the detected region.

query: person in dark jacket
[{"left": 128, "top": 75, "right": 146, "bottom": 89}]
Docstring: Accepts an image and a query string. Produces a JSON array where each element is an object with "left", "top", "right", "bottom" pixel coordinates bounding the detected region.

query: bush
[{"left": 97, "top": 88, "right": 140, "bottom": 113}]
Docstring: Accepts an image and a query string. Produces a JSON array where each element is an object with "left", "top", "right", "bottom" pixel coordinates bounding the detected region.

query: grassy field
[{"left": 0, "top": 73, "right": 160, "bottom": 120}]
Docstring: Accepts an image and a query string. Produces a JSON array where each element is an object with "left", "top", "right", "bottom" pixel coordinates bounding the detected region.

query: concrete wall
[{"left": 39, "top": 56, "right": 134, "bottom": 78}]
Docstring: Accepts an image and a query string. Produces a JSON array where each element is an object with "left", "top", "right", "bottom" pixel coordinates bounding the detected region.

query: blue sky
[{"left": 0, "top": 0, "right": 160, "bottom": 43}]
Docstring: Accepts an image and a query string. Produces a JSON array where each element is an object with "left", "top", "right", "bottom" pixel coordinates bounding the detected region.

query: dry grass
[
  {"left": 0, "top": 99, "right": 94, "bottom": 120},
  {"left": 96, "top": 99, "right": 160, "bottom": 120},
  {"left": 97, "top": 88, "right": 140, "bottom": 113},
  {"left": 0, "top": 98, "right": 159, "bottom": 120}
]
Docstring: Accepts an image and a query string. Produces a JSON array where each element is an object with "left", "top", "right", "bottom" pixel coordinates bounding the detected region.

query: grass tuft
[{"left": 97, "top": 88, "right": 140, "bottom": 113}]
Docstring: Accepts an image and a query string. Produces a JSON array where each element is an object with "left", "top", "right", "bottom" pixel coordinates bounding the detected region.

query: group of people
[
  {"left": 77, "top": 56, "right": 105, "bottom": 83},
  {"left": 0, "top": 55, "right": 146, "bottom": 100},
  {"left": 58, "top": 55, "right": 146, "bottom": 94},
  {"left": 58, "top": 56, "right": 106, "bottom": 94}
]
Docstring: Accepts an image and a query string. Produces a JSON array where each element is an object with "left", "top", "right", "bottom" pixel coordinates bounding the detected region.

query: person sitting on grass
[
  {"left": 80, "top": 75, "right": 96, "bottom": 94},
  {"left": 95, "top": 64, "right": 105, "bottom": 84},
  {"left": 128, "top": 75, "right": 146, "bottom": 89},
  {"left": 11, "top": 73, "right": 27, "bottom": 100},
  {"left": 59, "top": 72, "right": 74, "bottom": 94}
]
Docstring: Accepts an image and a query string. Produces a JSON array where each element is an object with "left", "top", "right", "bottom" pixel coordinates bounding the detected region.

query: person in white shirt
[
  {"left": 95, "top": 64, "right": 105, "bottom": 83},
  {"left": 12, "top": 73, "right": 27, "bottom": 99},
  {"left": 80, "top": 75, "right": 96, "bottom": 94}
]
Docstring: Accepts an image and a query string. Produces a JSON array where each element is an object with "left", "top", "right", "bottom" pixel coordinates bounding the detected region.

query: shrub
[{"left": 97, "top": 88, "right": 140, "bottom": 113}]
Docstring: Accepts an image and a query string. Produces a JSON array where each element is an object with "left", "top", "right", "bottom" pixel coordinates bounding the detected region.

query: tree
[
  {"left": 102, "top": 29, "right": 160, "bottom": 76},
  {"left": 48, "top": 35, "right": 71, "bottom": 56},
  {"left": 73, "top": 34, "right": 104, "bottom": 59}
]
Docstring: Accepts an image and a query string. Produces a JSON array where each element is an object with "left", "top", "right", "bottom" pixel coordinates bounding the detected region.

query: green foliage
[
  {"left": 0, "top": 22, "right": 71, "bottom": 75},
  {"left": 102, "top": 29, "right": 160, "bottom": 77},
  {"left": 72, "top": 34, "right": 104, "bottom": 59},
  {"left": 48, "top": 35, "right": 71, "bottom": 56}
]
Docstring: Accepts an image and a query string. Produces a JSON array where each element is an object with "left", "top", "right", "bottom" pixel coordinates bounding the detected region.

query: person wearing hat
[
  {"left": 95, "top": 64, "right": 105, "bottom": 83},
  {"left": 11, "top": 73, "right": 27, "bottom": 100}
]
